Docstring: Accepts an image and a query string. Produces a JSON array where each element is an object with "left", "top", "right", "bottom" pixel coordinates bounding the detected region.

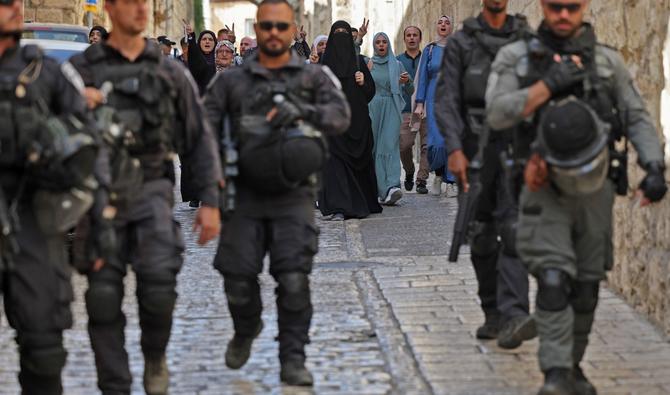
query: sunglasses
[
  {"left": 258, "top": 21, "right": 291, "bottom": 32},
  {"left": 0, "top": 0, "right": 15, "bottom": 5},
  {"left": 546, "top": 2, "right": 582, "bottom": 13}
]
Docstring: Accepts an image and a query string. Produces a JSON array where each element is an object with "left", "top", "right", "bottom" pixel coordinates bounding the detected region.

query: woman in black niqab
[{"left": 318, "top": 20, "right": 382, "bottom": 220}]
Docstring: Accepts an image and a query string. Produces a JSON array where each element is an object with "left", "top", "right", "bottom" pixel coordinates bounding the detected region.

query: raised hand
[{"left": 359, "top": 18, "right": 370, "bottom": 38}]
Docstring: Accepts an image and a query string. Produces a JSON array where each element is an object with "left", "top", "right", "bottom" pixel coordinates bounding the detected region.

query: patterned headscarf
[{"left": 215, "top": 40, "right": 235, "bottom": 72}]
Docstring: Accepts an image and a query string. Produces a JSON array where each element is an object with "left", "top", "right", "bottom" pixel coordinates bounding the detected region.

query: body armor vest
[
  {"left": 519, "top": 31, "right": 627, "bottom": 194},
  {"left": 1, "top": 46, "right": 96, "bottom": 193},
  {"left": 0, "top": 46, "right": 47, "bottom": 170},
  {"left": 520, "top": 34, "right": 622, "bottom": 140},
  {"left": 462, "top": 15, "right": 528, "bottom": 111},
  {"left": 84, "top": 45, "right": 178, "bottom": 182},
  {"left": 234, "top": 66, "right": 327, "bottom": 194}
]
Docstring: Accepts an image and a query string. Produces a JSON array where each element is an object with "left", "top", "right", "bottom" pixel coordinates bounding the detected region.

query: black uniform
[
  {"left": 204, "top": 53, "right": 350, "bottom": 363},
  {"left": 0, "top": 44, "right": 97, "bottom": 394},
  {"left": 435, "top": 14, "right": 530, "bottom": 328},
  {"left": 70, "top": 41, "right": 222, "bottom": 393}
]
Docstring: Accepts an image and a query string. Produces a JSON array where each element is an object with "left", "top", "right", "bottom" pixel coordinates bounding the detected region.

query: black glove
[
  {"left": 542, "top": 58, "right": 586, "bottom": 95},
  {"left": 640, "top": 162, "right": 668, "bottom": 203},
  {"left": 270, "top": 97, "right": 303, "bottom": 128},
  {"left": 94, "top": 220, "right": 120, "bottom": 270}
]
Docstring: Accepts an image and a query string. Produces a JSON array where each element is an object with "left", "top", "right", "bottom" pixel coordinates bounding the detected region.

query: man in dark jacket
[
  {"left": 435, "top": 0, "right": 536, "bottom": 349},
  {"left": 70, "top": 0, "right": 222, "bottom": 393},
  {"left": 204, "top": 0, "right": 350, "bottom": 386},
  {"left": 0, "top": 1, "right": 99, "bottom": 393}
]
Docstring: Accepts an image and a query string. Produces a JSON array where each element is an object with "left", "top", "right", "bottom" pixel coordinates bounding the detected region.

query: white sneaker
[
  {"left": 383, "top": 187, "right": 403, "bottom": 205},
  {"left": 431, "top": 176, "right": 442, "bottom": 196}
]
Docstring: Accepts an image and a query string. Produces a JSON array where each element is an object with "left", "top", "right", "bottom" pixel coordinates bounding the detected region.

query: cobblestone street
[{"left": 2, "top": 184, "right": 670, "bottom": 394}]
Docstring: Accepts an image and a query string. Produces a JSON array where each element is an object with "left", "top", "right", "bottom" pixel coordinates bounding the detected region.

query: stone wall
[
  {"left": 23, "top": 0, "right": 193, "bottom": 40},
  {"left": 303, "top": 0, "right": 670, "bottom": 334}
]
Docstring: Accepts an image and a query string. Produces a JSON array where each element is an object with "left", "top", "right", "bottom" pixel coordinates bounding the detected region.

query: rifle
[
  {"left": 0, "top": 184, "right": 20, "bottom": 272},
  {"left": 220, "top": 114, "right": 238, "bottom": 213},
  {"left": 449, "top": 109, "right": 489, "bottom": 262}
]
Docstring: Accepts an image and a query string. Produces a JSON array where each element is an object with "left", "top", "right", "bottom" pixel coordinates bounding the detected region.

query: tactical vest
[
  {"left": 518, "top": 33, "right": 628, "bottom": 194},
  {"left": 0, "top": 45, "right": 47, "bottom": 170},
  {"left": 234, "top": 65, "right": 327, "bottom": 194},
  {"left": 0, "top": 46, "right": 96, "bottom": 192},
  {"left": 84, "top": 45, "right": 179, "bottom": 181},
  {"left": 519, "top": 34, "right": 623, "bottom": 141},
  {"left": 462, "top": 15, "right": 528, "bottom": 111}
]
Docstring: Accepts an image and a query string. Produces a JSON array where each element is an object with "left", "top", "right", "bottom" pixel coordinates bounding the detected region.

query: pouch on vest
[
  {"left": 33, "top": 186, "right": 94, "bottom": 235},
  {"left": 95, "top": 105, "right": 143, "bottom": 205}
]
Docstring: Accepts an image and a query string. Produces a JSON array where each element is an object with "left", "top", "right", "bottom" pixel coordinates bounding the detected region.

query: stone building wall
[
  {"left": 23, "top": 0, "right": 193, "bottom": 40},
  {"left": 303, "top": 0, "right": 670, "bottom": 334}
]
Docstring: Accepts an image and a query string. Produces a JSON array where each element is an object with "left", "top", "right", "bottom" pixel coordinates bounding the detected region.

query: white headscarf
[{"left": 312, "top": 34, "right": 328, "bottom": 54}]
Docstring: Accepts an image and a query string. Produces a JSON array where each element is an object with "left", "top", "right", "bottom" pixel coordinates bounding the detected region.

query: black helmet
[
  {"left": 536, "top": 96, "right": 611, "bottom": 196},
  {"left": 537, "top": 96, "right": 609, "bottom": 168}
]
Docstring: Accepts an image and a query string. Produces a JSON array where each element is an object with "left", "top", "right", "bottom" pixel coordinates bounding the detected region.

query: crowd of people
[
  {"left": 1, "top": 0, "right": 667, "bottom": 395},
  {"left": 106, "top": 14, "right": 463, "bottom": 220}
]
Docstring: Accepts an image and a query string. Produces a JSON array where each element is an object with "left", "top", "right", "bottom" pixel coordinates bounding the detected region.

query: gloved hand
[
  {"left": 640, "top": 162, "right": 667, "bottom": 203},
  {"left": 93, "top": 220, "right": 120, "bottom": 271},
  {"left": 542, "top": 57, "right": 586, "bottom": 96},
  {"left": 269, "top": 96, "right": 304, "bottom": 128}
]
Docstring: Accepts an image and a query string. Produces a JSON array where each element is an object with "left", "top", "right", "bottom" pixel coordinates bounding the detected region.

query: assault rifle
[
  {"left": 449, "top": 109, "right": 489, "bottom": 262},
  {"left": 0, "top": 184, "right": 19, "bottom": 272}
]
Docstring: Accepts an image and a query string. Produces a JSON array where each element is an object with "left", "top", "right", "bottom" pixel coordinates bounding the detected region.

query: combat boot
[
  {"left": 573, "top": 364, "right": 597, "bottom": 395},
  {"left": 497, "top": 315, "right": 537, "bottom": 349},
  {"left": 280, "top": 357, "right": 314, "bottom": 386},
  {"left": 144, "top": 354, "right": 169, "bottom": 395},
  {"left": 225, "top": 320, "right": 263, "bottom": 369},
  {"left": 538, "top": 368, "right": 576, "bottom": 395},
  {"left": 476, "top": 313, "right": 500, "bottom": 339}
]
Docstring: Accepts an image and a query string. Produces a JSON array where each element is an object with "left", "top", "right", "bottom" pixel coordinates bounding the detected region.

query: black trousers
[
  {"left": 86, "top": 179, "right": 184, "bottom": 394},
  {"left": 2, "top": 202, "right": 72, "bottom": 395},
  {"left": 472, "top": 140, "right": 530, "bottom": 322},
  {"left": 214, "top": 186, "right": 317, "bottom": 361}
]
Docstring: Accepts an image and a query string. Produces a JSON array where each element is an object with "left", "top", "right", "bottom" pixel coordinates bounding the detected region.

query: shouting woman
[{"left": 368, "top": 32, "right": 414, "bottom": 205}]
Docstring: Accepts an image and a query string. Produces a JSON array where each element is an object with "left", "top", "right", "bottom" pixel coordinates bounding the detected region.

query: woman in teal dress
[{"left": 368, "top": 32, "right": 414, "bottom": 205}]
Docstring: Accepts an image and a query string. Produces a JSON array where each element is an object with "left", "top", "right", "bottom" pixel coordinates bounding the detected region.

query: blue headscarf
[{"left": 371, "top": 32, "right": 405, "bottom": 117}]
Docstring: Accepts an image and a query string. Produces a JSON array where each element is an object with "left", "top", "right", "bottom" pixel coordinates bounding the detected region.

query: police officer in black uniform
[
  {"left": 435, "top": 0, "right": 536, "bottom": 348},
  {"left": 0, "top": 0, "right": 99, "bottom": 393},
  {"left": 69, "top": 0, "right": 222, "bottom": 394},
  {"left": 204, "top": 0, "right": 350, "bottom": 386}
]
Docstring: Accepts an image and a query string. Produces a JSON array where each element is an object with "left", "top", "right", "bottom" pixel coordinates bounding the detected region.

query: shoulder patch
[
  {"left": 320, "top": 65, "right": 342, "bottom": 90},
  {"left": 60, "top": 61, "right": 86, "bottom": 94}
]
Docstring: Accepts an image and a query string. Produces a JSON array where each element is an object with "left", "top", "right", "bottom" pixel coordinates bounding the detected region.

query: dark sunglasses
[
  {"left": 546, "top": 2, "right": 582, "bottom": 13},
  {"left": 0, "top": 0, "right": 15, "bottom": 5},
  {"left": 258, "top": 21, "right": 291, "bottom": 32}
]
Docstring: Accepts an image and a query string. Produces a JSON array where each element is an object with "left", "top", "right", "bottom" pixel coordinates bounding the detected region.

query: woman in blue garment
[
  {"left": 414, "top": 15, "right": 455, "bottom": 196},
  {"left": 368, "top": 32, "right": 414, "bottom": 205}
]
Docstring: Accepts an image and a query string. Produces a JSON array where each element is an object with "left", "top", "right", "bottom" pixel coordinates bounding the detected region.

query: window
[{"left": 245, "top": 18, "right": 255, "bottom": 36}]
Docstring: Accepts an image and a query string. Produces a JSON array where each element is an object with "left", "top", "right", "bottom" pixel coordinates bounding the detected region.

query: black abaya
[{"left": 319, "top": 23, "right": 382, "bottom": 218}]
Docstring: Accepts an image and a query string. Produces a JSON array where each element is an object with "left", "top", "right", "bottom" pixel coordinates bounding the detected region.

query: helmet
[{"left": 535, "top": 96, "right": 611, "bottom": 196}]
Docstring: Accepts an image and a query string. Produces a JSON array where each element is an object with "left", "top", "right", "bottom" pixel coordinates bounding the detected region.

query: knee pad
[
  {"left": 138, "top": 285, "right": 177, "bottom": 317},
  {"left": 536, "top": 268, "right": 571, "bottom": 312},
  {"left": 470, "top": 222, "right": 499, "bottom": 257},
  {"left": 18, "top": 333, "right": 67, "bottom": 377},
  {"left": 276, "top": 272, "right": 311, "bottom": 312},
  {"left": 224, "top": 277, "right": 259, "bottom": 307},
  {"left": 571, "top": 281, "right": 599, "bottom": 314},
  {"left": 85, "top": 282, "right": 123, "bottom": 324},
  {"left": 499, "top": 219, "right": 518, "bottom": 257}
]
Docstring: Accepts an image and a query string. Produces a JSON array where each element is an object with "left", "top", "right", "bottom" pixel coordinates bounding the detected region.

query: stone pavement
[{"left": 2, "top": 184, "right": 670, "bottom": 394}]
